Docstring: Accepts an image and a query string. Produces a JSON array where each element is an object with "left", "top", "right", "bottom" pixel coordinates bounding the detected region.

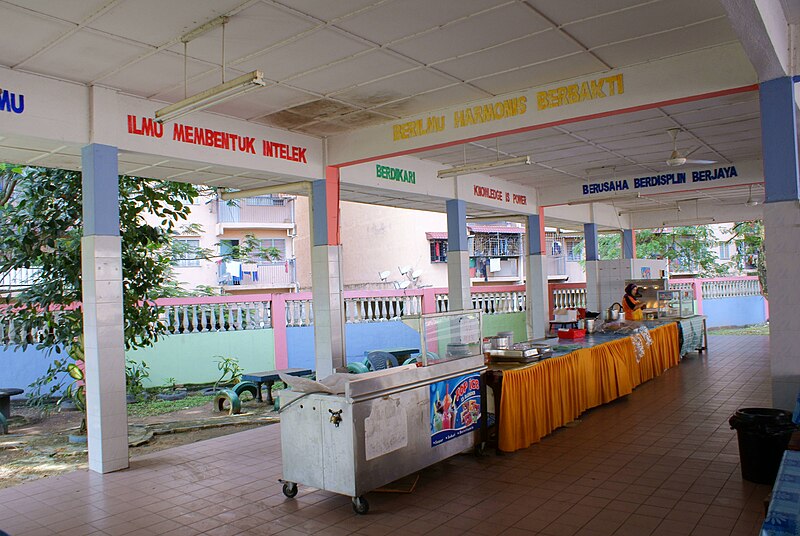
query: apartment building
[{"left": 171, "top": 194, "right": 299, "bottom": 294}]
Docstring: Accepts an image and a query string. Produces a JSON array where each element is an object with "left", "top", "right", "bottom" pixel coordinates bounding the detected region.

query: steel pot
[
  {"left": 490, "top": 336, "right": 510, "bottom": 349},
  {"left": 497, "top": 331, "right": 514, "bottom": 344},
  {"left": 605, "top": 302, "right": 623, "bottom": 322}
]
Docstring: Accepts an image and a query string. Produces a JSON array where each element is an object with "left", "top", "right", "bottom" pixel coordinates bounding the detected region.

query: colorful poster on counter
[{"left": 430, "top": 372, "right": 481, "bottom": 447}]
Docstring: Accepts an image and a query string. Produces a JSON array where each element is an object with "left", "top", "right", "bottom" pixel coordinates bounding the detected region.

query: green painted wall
[
  {"left": 482, "top": 312, "right": 527, "bottom": 343},
  {"left": 128, "top": 329, "right": 275, "bottom": 388}
]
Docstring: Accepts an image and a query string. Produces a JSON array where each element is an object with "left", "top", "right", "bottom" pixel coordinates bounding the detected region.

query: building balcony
[
  {"left": 216, "top": 198, "right": 295, "bottom": 234},
  {"left": 470, "top": 257, "right": 522, "bottom": 284},
  {"left": 0, "top": 268, "right": 39, "bottom": 293},
  {"left": 546, "top": 254, "right": 568, "bottom": 277},
  {"left": 218, "top": 259, "right": 297, "bottom": 291}
]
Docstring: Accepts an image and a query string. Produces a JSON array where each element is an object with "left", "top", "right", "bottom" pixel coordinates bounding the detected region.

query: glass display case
[
  {"left": 409, "top": 310, "right": 482, "bottom": 366},
  {"left": 657, "top": 289, "right": 694, "bottom": 318}
]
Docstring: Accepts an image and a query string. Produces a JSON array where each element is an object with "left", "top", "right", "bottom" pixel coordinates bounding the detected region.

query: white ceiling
[
  {"left": 0, "top": 0, "right": 739, "bottom": 136},
  {"left": 415, "top": 89, "right": 761, "bottom": 190},
  {"left": 0, "top": 0, "right": 768, "bottom": 221}
]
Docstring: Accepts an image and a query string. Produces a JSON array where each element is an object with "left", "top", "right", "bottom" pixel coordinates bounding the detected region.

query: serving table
[{"left": 486, "top": 321, "right": 681, "bottom": 453}]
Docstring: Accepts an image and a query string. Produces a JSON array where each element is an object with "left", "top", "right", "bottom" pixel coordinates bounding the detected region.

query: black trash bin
[{"left": 729, "top": 408, "right": 798, "bottom": 484}]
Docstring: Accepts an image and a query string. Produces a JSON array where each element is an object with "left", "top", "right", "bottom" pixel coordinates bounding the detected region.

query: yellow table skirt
[{"left": 498, "top": 323, "right": 680, "bottom": 452}]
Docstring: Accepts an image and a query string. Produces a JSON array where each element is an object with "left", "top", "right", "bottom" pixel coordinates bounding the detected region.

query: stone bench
[
  {"left": 0, "top": 388, "right": 23, "bottom": 420},
  {"left": 0, "top": 388, "right": 23, "bottom": 434}
]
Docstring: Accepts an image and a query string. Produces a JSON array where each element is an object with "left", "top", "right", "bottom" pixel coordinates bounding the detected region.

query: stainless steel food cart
[{"left": 278, "top": 310, "right": 486, "bottom": 514}]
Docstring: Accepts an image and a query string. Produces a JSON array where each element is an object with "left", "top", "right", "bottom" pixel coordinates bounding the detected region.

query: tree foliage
[
  {"left": 635, "top": 226, "right": 728, "bottom": 277},
  {"left": 727, "top": 220, "right": 766, "bottom": 298},
  {"left": 0, "top": 165, "right": 200, "bottom": 356},
  {"left": 598, "top": 233, "right": 621, "bottom": 260}
]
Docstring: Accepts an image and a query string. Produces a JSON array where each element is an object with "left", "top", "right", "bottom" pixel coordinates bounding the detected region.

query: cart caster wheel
[
  {"left": 282, "top": 482, "right": 298, "bottom": 498},
  {"left": 351, "top": 496, "right": 369, "bottom": 515}
]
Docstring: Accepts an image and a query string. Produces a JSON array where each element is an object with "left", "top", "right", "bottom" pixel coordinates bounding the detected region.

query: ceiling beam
[{"left": 720, "top": 0, "right": 791, "bottom": 80}]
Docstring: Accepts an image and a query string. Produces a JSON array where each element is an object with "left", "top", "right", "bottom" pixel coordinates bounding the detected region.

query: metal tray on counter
[{"left": 488, "top": 341, "right": 552, "bottom": 363}]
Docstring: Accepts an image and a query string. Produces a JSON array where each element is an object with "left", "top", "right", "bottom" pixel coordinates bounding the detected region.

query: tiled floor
[{"left": 0, "top": 335, "right": 773, "bottom": 535}]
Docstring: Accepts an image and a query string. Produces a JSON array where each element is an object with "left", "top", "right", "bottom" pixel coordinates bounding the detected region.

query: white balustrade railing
[
  {"left": 161, "top": 300, "right": 272, "bottom": 334},
  {"left": 701, "top": 278, "right": 762, "bottom": 299},
  {"left": 0, "top": 318, "right": 35, "bottom": 345},
  {"left": 435, "top": 293, "right": 449, "bottom": 313},
  {"left": 473, "top": 291, "right": 526, "bottom": 314},
  {"left": 668, "top": 281, "right": 694, "bottom": 293},
  {"left": 0, "top": 311, "right": 64, "bottom": 345},
  {"left": 286, "top": 294, "right": 425, "bottom": 327},
  {"left": 0, "top": 268, "right": 40, "bottom": 291},
  {"left": 435, "top": 290, "right": 526, "bottom": 314},
  {"left": 286, "top": 299, "right": 313, "bottom": 327},
  {"left": 345, "top": 295, "right": 422, "bottom": 323},
  {"left": 551, "top": 287, "right": 586, "bottom": 309},
  {"left": 2, "top": 279, "right": 766, "bottom": 344}
]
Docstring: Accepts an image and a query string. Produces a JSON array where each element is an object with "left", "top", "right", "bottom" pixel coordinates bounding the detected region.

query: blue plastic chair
[{"left": 365, "top": 351, "right": 398, "bottom": 371}]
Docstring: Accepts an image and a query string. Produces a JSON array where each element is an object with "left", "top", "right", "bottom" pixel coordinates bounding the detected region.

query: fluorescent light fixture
[
  {"left": 436, "top": 155, "right": 530, "bottom": 178},
  {"left": 618, "top": 204, "right": 680, "bottom": 216},
  {"left": 662, "top": 217, "right": 716, "bottom": 226},
  {"left": 181, "top": 15, "right": 228, "bottom": 43},
  {"left": 567, "top": 193, "right": 641, "bottom": 206},
  {"left": 220, "top": 181, "right": 310, "bottom": 200},
  {"left": 466, "top": 215, "right": 528, "bottom": 224},
  {"left": 155, "top": 70, "right": 266, "bottom": 124}
]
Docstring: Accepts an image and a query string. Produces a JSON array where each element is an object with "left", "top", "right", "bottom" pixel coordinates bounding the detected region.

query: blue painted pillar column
[
  {"left": 310, "top": 167, "right": 346, "bottom": 378},
  {"left": 583, "top": 222, "right": 601, "bottom": 313},
  {"left": 525, "top": 214, "right": 548, "bottom": 339},
  {"left": 622, "top": 229, "right": 635, "bottom": 259},
  {"left": 760, "top": 77, "right": 800, "bottom": 409},
  {"left": 446, "top": 199, "right": 471, "bottom": 310},
  {"left": 81, "top": 144, "right": 128, "bottom": 473}
]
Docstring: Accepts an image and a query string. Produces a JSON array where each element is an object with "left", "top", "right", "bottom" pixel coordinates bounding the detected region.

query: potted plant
[
  {"left": 125, "top": 359, "right": 150, "bottom": 403},
  {"left": 156, "top": 377, "right": 187, "bottom": 401}
]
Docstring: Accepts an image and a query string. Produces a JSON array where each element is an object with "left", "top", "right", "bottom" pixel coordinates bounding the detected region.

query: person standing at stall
[{"left": 623, "top": 283, "right": 645, "bottom": 321}]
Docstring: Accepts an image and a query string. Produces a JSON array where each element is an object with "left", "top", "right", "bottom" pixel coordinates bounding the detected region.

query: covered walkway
[{"left": 0, "top": 335, "right": 772, "bottom": 536}]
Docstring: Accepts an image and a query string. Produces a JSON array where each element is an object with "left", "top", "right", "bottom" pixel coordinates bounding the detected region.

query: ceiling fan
[
  {"left": 745, "top": 184, "right": 760, "bottom": 206},
  {"left": 662, "top": 128, "right": 717, "bottom": 167},
  {"left": 720, "top": 184, "right": 763, "bottom": 207}
]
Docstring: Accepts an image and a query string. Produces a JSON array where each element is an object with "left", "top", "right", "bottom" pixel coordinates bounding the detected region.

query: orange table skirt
[{"left": 498, "top": 323, "right": 680, "bottom": 452}]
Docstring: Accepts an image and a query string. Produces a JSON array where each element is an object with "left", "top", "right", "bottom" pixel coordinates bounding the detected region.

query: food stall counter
[
  {"left": 278, "top": 310, "right": 486, "bottom": 515},
  {"left": 485, "top": 320, "right": 682, "bottom": 453}
]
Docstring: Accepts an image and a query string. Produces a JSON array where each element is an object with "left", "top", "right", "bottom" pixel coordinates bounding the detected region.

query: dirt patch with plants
[{"left": 0, "top": 393, "right": 280, "bottom": 489}]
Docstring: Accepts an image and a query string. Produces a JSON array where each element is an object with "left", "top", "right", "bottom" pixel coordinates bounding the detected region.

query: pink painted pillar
[
  {"left": 422, "top": 288, "right": 438, "bottom": 314},
  {"left": 692, "top": 280, "right": 704, "bottom": 315},
  {"left": 271, "top": 294, "right": 288, "bottom": 369}
]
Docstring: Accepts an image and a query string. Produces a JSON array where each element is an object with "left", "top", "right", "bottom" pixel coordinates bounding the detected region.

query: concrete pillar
[
  {"left": 622, "top": 229, "right": 635, "bottom": 259},
  {"left": 584, "top": 223, "right": 600, "bottom": 313},
  {"left": 525, "top": 214, "right": 548, "bottom": 339},
  {"left": 81, "top": 144, "right": 128, "bottom": 473},
  {"left": 760, "top": 77, "right": 800, "bottom": 409},
  {"left": 446, "top": 199, "right": 471, "bottom": 311},
  {"left": 310, "top": 169, "right": 346, "bottom": 378}
]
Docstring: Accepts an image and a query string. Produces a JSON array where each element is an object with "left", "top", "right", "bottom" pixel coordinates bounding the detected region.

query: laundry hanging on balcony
[{"left": 224, "top": 261, "right": 242, "bottom": 284}]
